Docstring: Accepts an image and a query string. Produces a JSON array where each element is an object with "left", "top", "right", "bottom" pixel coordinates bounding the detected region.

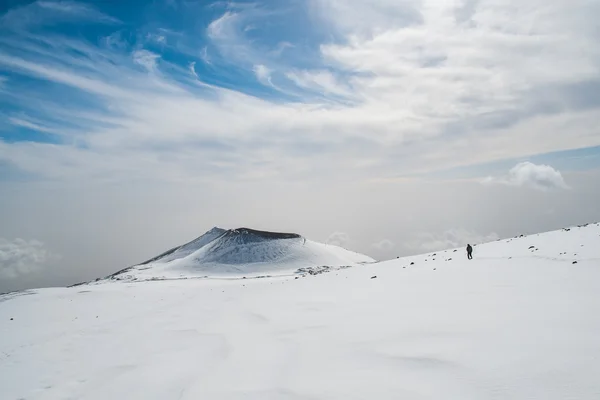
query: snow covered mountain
[
  {"left": 2, "top": 223, "right": 600, "bottom": 400},
  {"left": 109, "top": 227, "right": 375, "bottom": 281}
]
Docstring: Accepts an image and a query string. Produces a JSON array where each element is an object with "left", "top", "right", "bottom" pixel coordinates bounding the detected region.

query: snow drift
[{"left": 109, "top": 227, "right": 375, "bottom": 281}]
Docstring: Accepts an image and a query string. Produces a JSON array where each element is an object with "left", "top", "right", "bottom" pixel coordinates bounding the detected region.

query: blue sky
[{"left": 1, "top": 0, "right": 600, "bottom": 292}]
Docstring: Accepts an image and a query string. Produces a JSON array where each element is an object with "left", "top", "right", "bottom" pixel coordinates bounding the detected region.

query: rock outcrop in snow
[{"left": 109, "top": 227, "right": 374, "bottom": 281}]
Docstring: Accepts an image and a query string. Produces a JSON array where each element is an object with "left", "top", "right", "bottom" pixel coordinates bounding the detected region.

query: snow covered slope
[
  {"left": 2, "top": 223, "right": 600, "bottom": 400},
  {"left": 110, "top": 227, "right": 374, "bottom": 281},
  {"left": 142, "top": 227, "right": 227, "bottom": 264}
]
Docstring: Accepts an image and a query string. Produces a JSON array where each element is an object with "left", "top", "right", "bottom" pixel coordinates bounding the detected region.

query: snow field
[{"left": 1, "top": 223, "right": 600, "bottom": 399}]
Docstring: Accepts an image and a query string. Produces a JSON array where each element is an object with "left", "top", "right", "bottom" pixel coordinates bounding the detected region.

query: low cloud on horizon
[
  {"left": 405, "top": 229, "right": 501, "bottom": 254},
  {"left": 483, "top": 162, "right": 570, "bottom": 191},
  {"left": 0, "top": 238, "right": 60, "bottom": 280}
]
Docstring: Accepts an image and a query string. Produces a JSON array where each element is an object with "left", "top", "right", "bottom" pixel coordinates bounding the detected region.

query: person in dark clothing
[{"left": 466, "top": 244, "right": 473, "bottom": 260}]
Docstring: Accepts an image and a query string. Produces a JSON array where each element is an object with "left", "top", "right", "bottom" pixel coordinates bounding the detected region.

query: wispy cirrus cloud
[
  {"left": 0, "top": 0, "right": 120, "bottom": 29},
  {"left": 285, "top": 69, "right": 353, "bottom": 97},
  {"left": 206, "top": 8, "right": 270, "bottom": 68},
  {"left": 132, "top": 49, "right": 161, "bottom": 73},
  {"left": 199, "top": 47, "right": 212, "bottom": 65},
  {"left": 253, "top": 64, "right": 273, "bottom": 86},
  {"left": 8, "top": 116, "right": 68, "bottom": 136}
]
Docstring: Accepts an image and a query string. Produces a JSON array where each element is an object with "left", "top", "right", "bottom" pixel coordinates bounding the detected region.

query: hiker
[{"left": 466, "top": 244, "right": 473, "bottom": 260}]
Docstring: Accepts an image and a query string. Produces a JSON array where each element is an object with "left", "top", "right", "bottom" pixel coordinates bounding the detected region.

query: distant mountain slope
[
  {"left": 379, "top": 221, "right": 600, "bottom": 268},
  {"left": 109, "top": 227, "right": 375, "bottom": 281}
]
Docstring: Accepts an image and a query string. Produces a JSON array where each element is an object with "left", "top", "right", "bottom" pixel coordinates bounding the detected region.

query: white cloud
[
  {"left": 483, "top": 162, "right": 569, "bottom": 191},
  {"left": 0, "top": 0, "right": 120, "bottom": 29},
  {"left": 327, "top": 232, "right": 350, "bottom": 247},
  {"left": 207, "top": 11, "right": 236, "bottom": 39},
  {"left": 286, "top": 69, "right": 352, "bottom": 97},
  {"left": 0, "top": 52, "right": 131, "bottom": 98},
  {"left": 253, "top": 64, "right": 272, "bottom": 85},
  {"left": 206, "top": 11, "right": 255, "bottom": 65},
  {"left": 102, "top": 31, "right": 127, "bottom": 50},
  {"left": 0, "top": 238, "right": 60, "bottom": 279},
  {"left": 312, "top": 0, "right": 422, "bottom": 37},
  {"left": 189, "top": 62, "right": 198, "bottom": 78},
  {"left": 146, "top": 33, "right": 167, "bottom": 45},
  {"left": 405, "top": 229, "right": 499, "bottom": 252},
  {"left": 371, "top": 239, "right": 395, "bottom": 251},
  {"left": 200, "top": 47, "right": 212, "bottom": 65},
  {"left": 132, "top": 50, "right": 160, "bottom": 73},
  {"left": 8, "top": 116, "right": 68, "bottom": 136},
  {"left": 271, "top": 41, "right": 294, "bottom": 57}
]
